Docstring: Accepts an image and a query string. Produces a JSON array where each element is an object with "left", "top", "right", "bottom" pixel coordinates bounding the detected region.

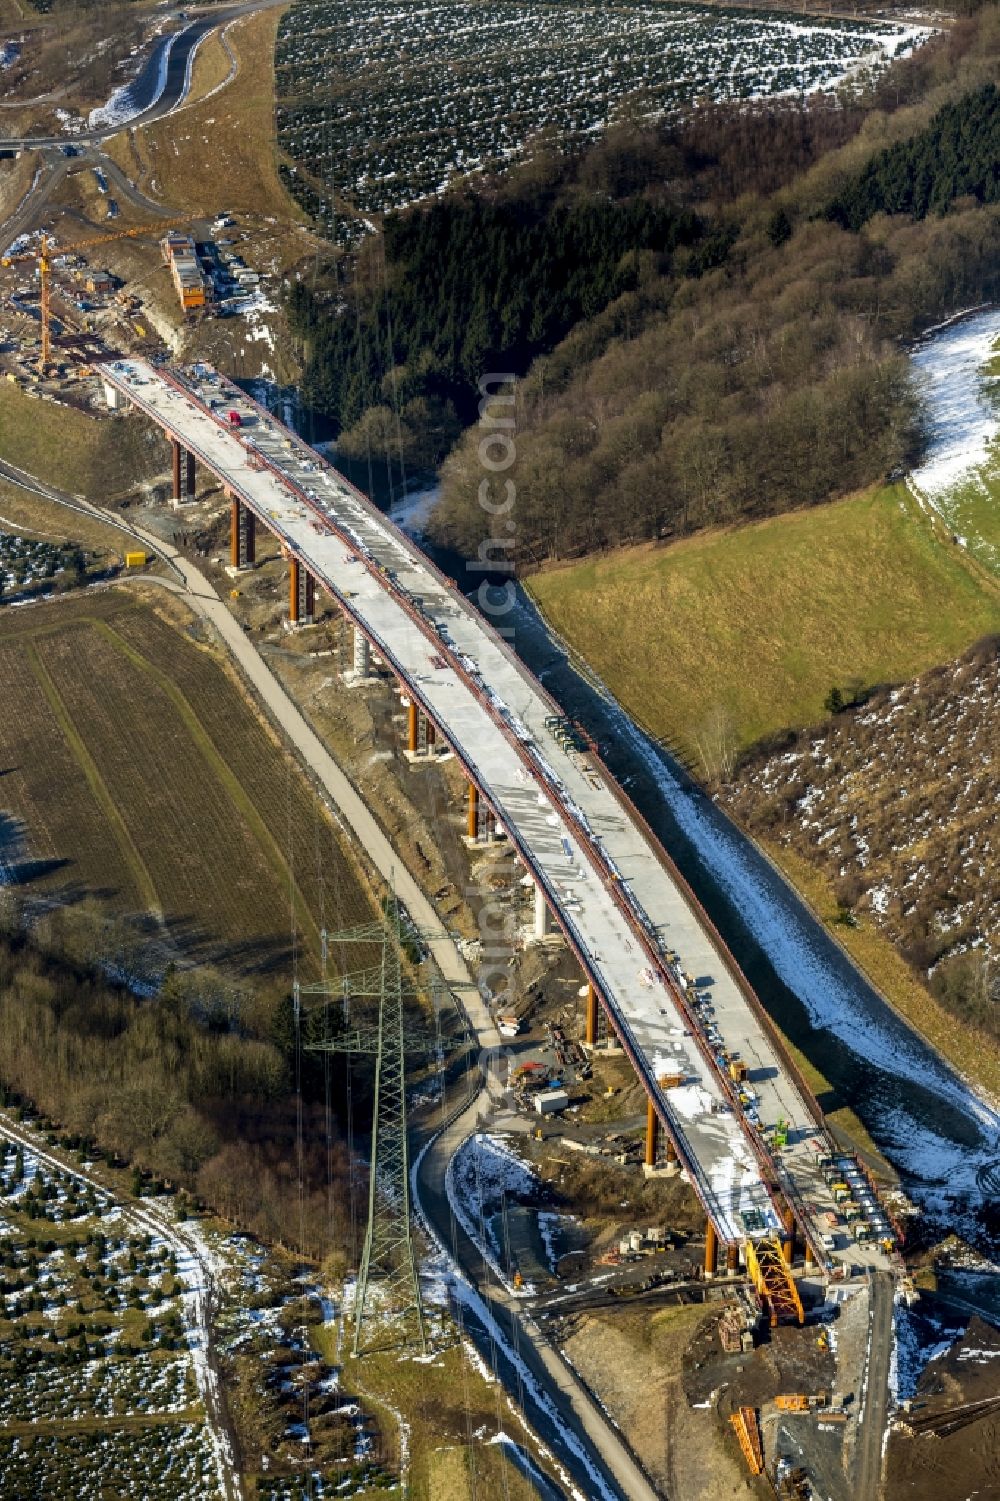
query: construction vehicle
[
  {"left": 776, "top": 1463, "right": 811, "bottom": 1500},
  {"left": 776, "top": 1393, "right": 828, "bottom": 1412},
  {"left": 1, "top": 220, "right": 188, "bottom": 369}
]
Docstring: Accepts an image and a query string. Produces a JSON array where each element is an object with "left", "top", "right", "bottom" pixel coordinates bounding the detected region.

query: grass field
[
  {"left": 0, "top": 481, "right": 130, "bottom": 559},
  {"left": 527, "top": 484, "right": 1000, "bottom": 770},
  {"left": 0, "top": 383, "right": 165, "bottom": 501},
  {"left": 922, "top": 458, "right": 1000, "bottom": 581},
  {"left": 0, "top": 591, "right": 374, "bottom": 975},
  {"left": 314, "top": 1330, "right": 550, "bottom": 1501},
  {"left": 0, "top": 148, "right": 39, "bottom": 221}
]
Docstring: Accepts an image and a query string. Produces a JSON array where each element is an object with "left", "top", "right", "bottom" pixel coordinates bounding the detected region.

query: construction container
[
  {"left": 534, "top": 1089, "right": 569, "bottom": 1115},
  {"left": 161, "top": 232, "right": 207, "bottom": 312},
  {"left": 124, "top": 550, "right": 147, "bottom": 568}
]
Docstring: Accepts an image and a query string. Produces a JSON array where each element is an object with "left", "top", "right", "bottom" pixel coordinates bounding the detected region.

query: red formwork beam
[
  {"left": 138, "top": 367, "right": 765, "bottom": 1235},
  {"left": 115, "top": 365, "right": 753, "bottom": 1228},
  {"left": 127, "top": 364, "right": 820, "bottom": 1252}
]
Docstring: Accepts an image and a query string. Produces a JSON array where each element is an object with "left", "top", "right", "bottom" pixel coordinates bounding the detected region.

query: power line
[{"left": 300, "top": 894, "right": 430, "bottom": 1356}]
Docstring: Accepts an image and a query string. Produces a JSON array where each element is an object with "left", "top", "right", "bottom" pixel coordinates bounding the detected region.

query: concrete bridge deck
[{"left": 101, "top": 354, "right": 893, "bottom": 1272}]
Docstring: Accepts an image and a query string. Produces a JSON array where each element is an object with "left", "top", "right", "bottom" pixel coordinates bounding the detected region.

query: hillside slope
[
  {"left": 727, "top": 636, "right": 999, "bottom": 1038},
  {"left": 526, "top": 485, "right": 1000, "bottom": 771}
]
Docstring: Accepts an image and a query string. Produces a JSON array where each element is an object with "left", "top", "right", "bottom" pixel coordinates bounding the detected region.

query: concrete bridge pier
[
  {"left": 353, "top": 625, "right": 371, "bottom": 677},
  {"left": 344, "top": 623, "right": 378, "bottom": 685},
  {"left": 532, "top": 880, "right": 551, "bottom": 940},
  {"left": 704, "top": 1221, "right": 718, "bottom": 1278},
  {"left": 228, "top": 495, "right": 255, "bottom": 571},
  {"left": 170, "top": 439, "right": 197, "bottom": 507},
  {"left": 404, "top": 701, "right": 446, "bottom": 764},
  {"left": 287, "top": 556, "right": 315, "bottom": 627},
  {"left": 463, "top": 782, "right": 496, "bottom": 846}
]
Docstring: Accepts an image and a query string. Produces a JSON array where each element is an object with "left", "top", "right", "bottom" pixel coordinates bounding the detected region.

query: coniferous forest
[{"left": 829, "top": 82, "right": 1000, "bottom": 230}]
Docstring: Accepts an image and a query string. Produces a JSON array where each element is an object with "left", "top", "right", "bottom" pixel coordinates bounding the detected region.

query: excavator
[{"left": 1, "top": 220, "right": 187, "bottom": 369}]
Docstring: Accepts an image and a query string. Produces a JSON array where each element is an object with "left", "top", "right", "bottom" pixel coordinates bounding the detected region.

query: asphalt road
[
  {"left": 416, "top": 1094, "right": 662, "bottom": 1501},
  {"left": 855, "top": 1270, "right": 895, "bottom": 1501},
  {"left": 0, "top": 0, "right": 284, "bottom": 150}
]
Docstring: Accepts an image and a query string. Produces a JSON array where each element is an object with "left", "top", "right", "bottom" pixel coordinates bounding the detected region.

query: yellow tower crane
[{"left": 1, "top": 220, "right": 188, "bottom": 369}]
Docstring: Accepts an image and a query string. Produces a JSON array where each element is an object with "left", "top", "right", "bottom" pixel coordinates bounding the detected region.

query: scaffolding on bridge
[{"left": 745, "top": 1237, "right": 804, "bottom": 1327}]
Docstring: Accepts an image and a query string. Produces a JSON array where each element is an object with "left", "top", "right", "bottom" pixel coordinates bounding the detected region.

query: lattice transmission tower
[{"left": 298, "top": 895, "right": 434, "bottom": 1356}]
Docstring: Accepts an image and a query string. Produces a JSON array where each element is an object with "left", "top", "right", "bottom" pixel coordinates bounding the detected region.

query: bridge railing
[{"left": 124, "top": 362, "right": 819, "bottom": 1250}]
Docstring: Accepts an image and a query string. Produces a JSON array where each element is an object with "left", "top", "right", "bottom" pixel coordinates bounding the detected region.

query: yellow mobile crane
[{"left": 1, "top": 221, "right": 187, "bottom": 369}]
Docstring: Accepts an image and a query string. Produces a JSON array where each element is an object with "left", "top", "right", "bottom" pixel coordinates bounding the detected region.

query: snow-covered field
[
  {"left": 0, "top": 1132, "right": 223, "bottom": 1499},
  {"left": 909, "top": 308, "right": 1000, "bottom": 574},
  {"left": 276, "top": 0, "right": 931, "bottom": 240},
  {"left": 910, "top": 309, "right": 1000, "bottom": 498}
]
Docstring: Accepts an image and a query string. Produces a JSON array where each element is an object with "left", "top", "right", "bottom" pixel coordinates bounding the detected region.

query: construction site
[
  {"left": 0, "top": 210, "right": 990, "bottom": 1485},
  {"left": 0, "top": 173, "right": 991, "bottom": 1501},
  {"left": 48, "top": 345, "right": 923, "bottom": 1499},
  {"left": 0, "top": 210, "right": 275, "bottom": 399}
]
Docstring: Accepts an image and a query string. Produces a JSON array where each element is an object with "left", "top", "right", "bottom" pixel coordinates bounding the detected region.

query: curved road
[
  {"left": 415, "top": 1093, "right": 661, "bottom": 1501},
  {"left": 0, "top": 0, "right": 283, "bottom": 249},
  {"left": 1, "top": 0, "right": 284, "bottom": 151}
]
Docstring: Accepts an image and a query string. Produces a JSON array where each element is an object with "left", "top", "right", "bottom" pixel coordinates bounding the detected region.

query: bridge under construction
[{"left": 100, "top": 354, "right": 898, "bottom": 1278}]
